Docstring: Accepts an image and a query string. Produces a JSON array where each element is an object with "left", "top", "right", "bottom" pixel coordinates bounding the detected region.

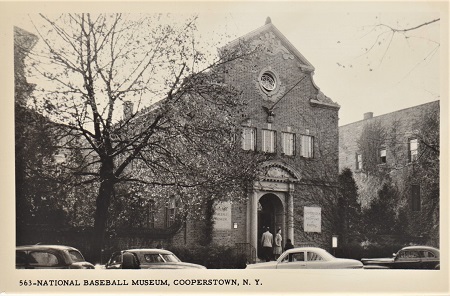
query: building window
[
  {"left": 411, "top": 185, "right": 421, "bottom": 212},
  {"left": 379, "top": 148, "right": 386, "bottom": 164},
  {"left": 260, "top": 72, "right": 277, "bottom": 92},
  {"left": 241, "top": 127, "right": 256, "bottom": 151},
  {"left": 300, "top": 135, "right": 313, "bottom": 158},
  {"left": 262, "top": 129, "right": 276, "bottom": 153},
  {"left": 409, "top": 138, "right": 419, "bottom": 162},
  {"left": 282, "top": 132, "right": 295, "bottom": 156},
  {"left": 356, "top": 153, "right": 363, "bottom": 170},
  {"left": 165, "top": 197, "right": 176, "bottom": 228},
  {"left": 146, "top": 200, "right": 155, "bottom": 229}
]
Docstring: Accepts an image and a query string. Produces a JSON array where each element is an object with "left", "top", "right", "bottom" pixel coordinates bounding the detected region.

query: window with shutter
[
  {"left": 282, "top": 132, "right": 295, "bottom": 156},
  {"left": 241, "top": 127, "right": 256, "bottom": 151},
  {"left": 379, "top": 148, "right": 387, "bottom": 163},
  {"left": 262, "top": 129, "right": 276, "bottom": 153},
  {"left": 409, "top": 138, "right": 418, "bottom": 162},
  {"left": 356, "top": 153, "right": 363, "bottom": 170},
  {"left": 300, "top": 135, "right": 313, "bottom": 158}
]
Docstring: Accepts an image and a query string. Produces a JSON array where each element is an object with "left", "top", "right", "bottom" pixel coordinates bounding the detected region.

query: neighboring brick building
[
  {"left": 339, "top": 101, "right": 440, "bottom": 246},
  {"left": 148, "top": 17, "right": 341, "bottom": 255}
]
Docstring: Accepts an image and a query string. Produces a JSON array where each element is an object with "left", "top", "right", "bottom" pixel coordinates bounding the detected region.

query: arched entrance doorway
[
  {"left": 257, "top": 193, "right": 284, "bottom": 259},
  {"left": 247, "top": 161, "right": 300, "bottom": 260}
]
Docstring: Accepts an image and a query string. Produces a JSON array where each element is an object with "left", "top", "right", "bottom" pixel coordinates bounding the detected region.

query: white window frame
[
  {"left": 356, "top": 153, "right": 363, "bottom": 170},
  {"left": 409, "top": 138, "right": 419, "bottom": 162},
  {"left": 300, "top": 135, "right": 314, "bottom": 158},
  {"left": 282, "top": 132, "right": 295, "bottom": 156},
  {"left": 241, "top": 127, "right": 256, "bottom": 151},
  {"left": 380, "top": 148, "right": 387, "bottom": 164},
  {"left": 262, "top": 129, "right": 276, "bottom": 153}
]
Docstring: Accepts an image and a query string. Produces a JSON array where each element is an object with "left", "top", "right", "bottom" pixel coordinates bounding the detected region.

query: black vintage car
[
  {"left": 361, "top": 246, "right": 440, "bottom": 270},
  {"left": 16, "top": 245, "right": 95, "bottom": 269}
]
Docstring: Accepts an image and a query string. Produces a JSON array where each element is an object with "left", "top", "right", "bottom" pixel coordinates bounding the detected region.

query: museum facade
[{"left": 159, "top": 18, "right": 342, "bottom": 257}]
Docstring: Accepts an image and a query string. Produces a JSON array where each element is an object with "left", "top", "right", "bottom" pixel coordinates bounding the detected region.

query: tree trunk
[{"left": 92, "top": 158, "right": 115, "bottom": 263}]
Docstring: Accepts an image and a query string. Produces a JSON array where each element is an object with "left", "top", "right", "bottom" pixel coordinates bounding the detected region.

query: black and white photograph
[{"left": 1, "top": 1, "right": 448, "bottom": 294}]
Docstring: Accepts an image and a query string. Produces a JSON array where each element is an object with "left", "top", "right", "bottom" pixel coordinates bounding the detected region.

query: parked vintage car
[
  {"left": 246, "top": 247, "right": 363, "bottom": 269},
  {"left": 105, "top": 248, "right": 206, "bottom": 269},
  {"left": 16, "top": 245, "right": 95, "bottom": 269},
  {"left": 361, "top": 246, "right": 440, "bottom": 269}
]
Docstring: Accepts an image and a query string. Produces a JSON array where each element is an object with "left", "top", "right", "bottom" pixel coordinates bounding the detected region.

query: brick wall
[
  {"left": 338, "top": 101, "right": 440, "bottom": 245},
  {"left": 223, "top": 27, "right": 340, "bottom": 250},
  {"left": 291, "top": 184, "right": 338, "bottom": 250},
  {"left": 339, "top": 101, "right": 439, "bottom": 172},
  {"left": 106, "top": 24, "right": 341, "bottom": 252}
]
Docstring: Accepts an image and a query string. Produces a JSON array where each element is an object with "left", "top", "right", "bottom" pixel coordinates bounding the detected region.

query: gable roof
[
  {"left": 223, "top": 18, "right": 339, "bottom": 109},
  {"left": 224, "top": 18, "right": 315, "bottom": 73}
]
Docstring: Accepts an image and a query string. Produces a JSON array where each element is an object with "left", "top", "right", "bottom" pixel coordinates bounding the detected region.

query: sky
[
  {"left": 11, "top": 1, "right": 445, "bottom": 126},
  {"left": 192, "top": 2, "right": 443, "bottom": 126}
]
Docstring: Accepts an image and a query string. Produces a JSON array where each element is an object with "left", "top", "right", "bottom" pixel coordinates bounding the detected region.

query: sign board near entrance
[
  {"left": 304, "top": 207, "right": 321, "bottom": 232},
  {"left": 214, "top": 201, "right": 232, "bottom": 229}
]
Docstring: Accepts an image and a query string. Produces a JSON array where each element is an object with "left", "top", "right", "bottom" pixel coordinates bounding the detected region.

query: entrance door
[
  {"left": 257, "top": 194, "right": 284, "bottom": 259},
  {"left": 257, "top": 204, "right": 273, "bottom": 259}
]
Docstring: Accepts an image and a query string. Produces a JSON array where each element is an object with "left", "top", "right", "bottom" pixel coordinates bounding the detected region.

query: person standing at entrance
[
  {"left": 273, "top": 228, "right": 282, "bottom": 260},
  {"left": 260, "top": 227, "right": 273, "bottom": 262},
  {"left": 284, "top": 238, "right": 294, "bottom": 251},
  {"left": 284, "top": 238, "right": 294, "bottom": 262}
]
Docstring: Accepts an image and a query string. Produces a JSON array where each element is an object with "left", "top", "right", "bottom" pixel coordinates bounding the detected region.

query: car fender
[{"left": 122, "top": 252, "right": 140, "bottom": 269}]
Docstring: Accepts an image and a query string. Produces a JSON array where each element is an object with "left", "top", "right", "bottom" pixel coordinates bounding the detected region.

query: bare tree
[
  {"left": 364, "top": 18, "right": 440, "bottom": 64},
  {"left": 336, "top": 17, "right": 440, "bottom": 72},
  {"left": 23, "top": 13, "right": 263, "bottom": 261}
]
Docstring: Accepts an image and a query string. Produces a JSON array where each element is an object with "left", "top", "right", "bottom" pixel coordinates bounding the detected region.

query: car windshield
[{"left": 68, "top": 250, "right": 85, "bottom": 262}]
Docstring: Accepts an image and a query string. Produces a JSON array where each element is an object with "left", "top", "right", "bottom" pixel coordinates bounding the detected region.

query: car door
[
  {"left": 393, "top": 250, "right": 421, "bottom": 269},
  {"left": 276, "top": 251, "right": 307, "bottom": 269},
  {"left": 419, "top": 250, "right": 438, "bottom": 269}
]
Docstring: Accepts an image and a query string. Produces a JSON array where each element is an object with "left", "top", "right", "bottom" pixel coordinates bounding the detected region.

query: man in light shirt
[{"left": 260, "top": 227, "right": 273, "bottom": 262}]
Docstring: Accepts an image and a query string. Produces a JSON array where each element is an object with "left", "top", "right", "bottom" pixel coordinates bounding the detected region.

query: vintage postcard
[{"left": 1, "top": 1, "right": 448, "bottom": 294}]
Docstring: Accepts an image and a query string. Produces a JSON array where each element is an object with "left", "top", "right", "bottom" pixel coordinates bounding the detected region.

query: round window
[{"left": 260, "top": 72, "right": 276, "bottom": 92}]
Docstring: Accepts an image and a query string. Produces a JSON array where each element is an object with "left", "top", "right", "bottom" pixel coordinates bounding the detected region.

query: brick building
[
  {"left": 15, "top": 20, "right": 342, "bottom": 261},
  {"left": 146, "top": 18, "right": 342, "bottom": 255},
  {"left": 339, "top": 101, "right": 440, "bottom": 246}
]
